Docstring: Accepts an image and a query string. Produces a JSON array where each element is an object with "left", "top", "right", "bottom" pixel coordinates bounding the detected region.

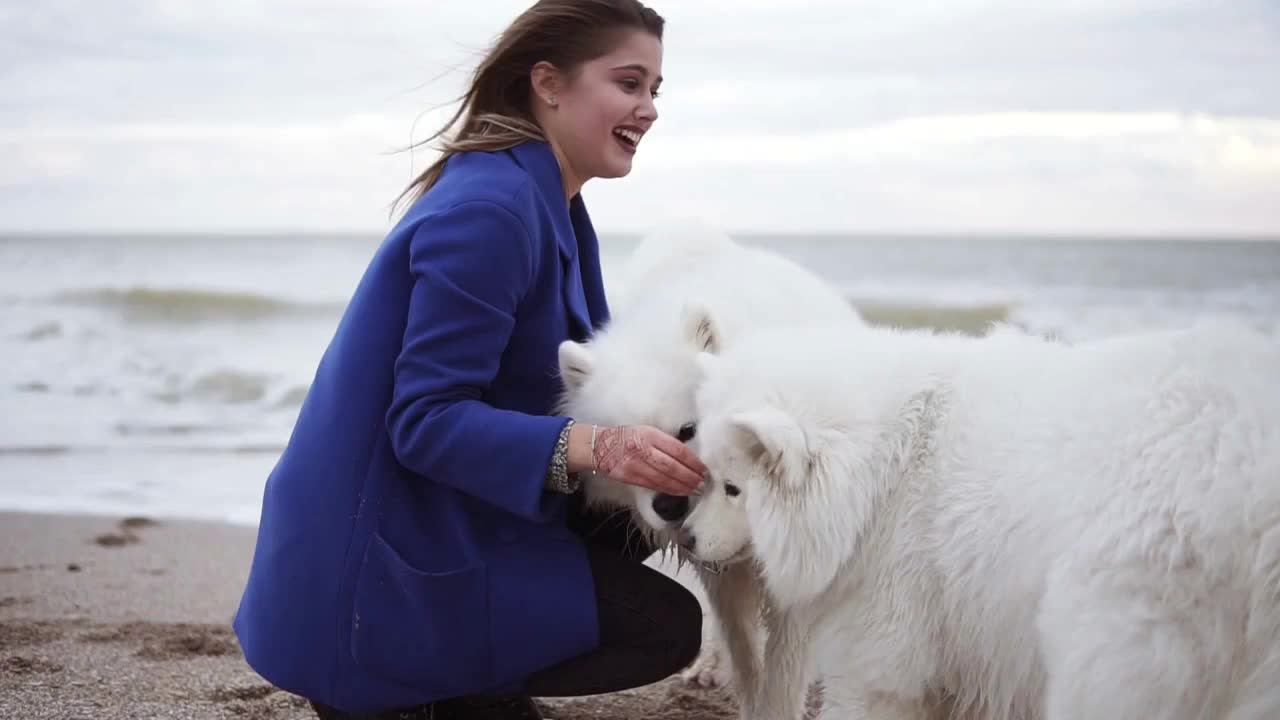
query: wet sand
[{"left": 0, "top": 511, "right": 738, "bottom": 719}]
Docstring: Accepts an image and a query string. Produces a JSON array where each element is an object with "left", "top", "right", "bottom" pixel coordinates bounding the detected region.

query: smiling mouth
[{"left": 612, "top": 127, "right": 641, "bottom": 153}]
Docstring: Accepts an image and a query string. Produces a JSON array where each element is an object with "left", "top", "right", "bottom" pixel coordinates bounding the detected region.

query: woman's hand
[
  {"left": 595, "top": 425, "right": 706, "bottom": 495},
  {"left": 569, "top": 423, "right": 705, "bottom": 496}
]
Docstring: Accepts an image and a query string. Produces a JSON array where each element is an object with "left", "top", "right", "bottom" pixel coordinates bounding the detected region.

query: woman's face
[{"left": 538, "top": 30, "right": 663, "bottom": 193}]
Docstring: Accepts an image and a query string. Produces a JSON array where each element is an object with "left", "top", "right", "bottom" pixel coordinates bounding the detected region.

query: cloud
[
  {"left": 592, "top": 110, "right": 1280, "bottom": 235},
  {"left": 1, "top": 0, "right": 1278, "bottom": 234}
]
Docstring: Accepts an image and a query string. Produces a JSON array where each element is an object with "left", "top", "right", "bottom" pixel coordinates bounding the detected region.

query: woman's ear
[{"left": 530, "top": 61, "right": 562, "bottom": 107}]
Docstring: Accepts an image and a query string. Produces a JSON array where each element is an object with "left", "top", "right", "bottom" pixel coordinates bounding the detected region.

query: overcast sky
[{"left": 2, "top": 0, "right": 1278, "bottom": 236}]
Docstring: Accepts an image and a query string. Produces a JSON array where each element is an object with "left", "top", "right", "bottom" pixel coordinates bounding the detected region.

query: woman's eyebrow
[{"left": 611, "top": 63, "right": 663, "bottom": 84}]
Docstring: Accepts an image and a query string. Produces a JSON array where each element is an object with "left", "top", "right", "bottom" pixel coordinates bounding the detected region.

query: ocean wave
[
  {"left": 17, "top": 320, "right": 62, "bottom": 341},
  {"left": 50, "top": 287, "right": 344, "bottom": 322},
  {"left": 273, "top": 384, "right": 310, "bottom": 409},
  {"left": 151, "top": 369, "right": 273, "bottom": 406},
  {"left": 849, "top": 298, "right": 1018, "bottom": 336},
  {"left": 113, "top": 421, "right": 244, "bottom": 437},
  {"left": 0, "top": 443, "right": 284, "bottom": 456},
  {"left": 0, "top": 445, "right": 72, "bottom": 456}
]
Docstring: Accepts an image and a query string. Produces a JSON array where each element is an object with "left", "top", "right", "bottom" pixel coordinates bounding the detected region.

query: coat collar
[
  {"left": 509, "top": 140, "right": 577, "bottom": 262},
  {"left": 507, "top": 140, "right": 611, "bottom": 336}
]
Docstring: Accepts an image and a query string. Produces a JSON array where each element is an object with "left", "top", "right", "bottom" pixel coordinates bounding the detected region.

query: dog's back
[
  {"left": 699, "top": 320, "right": 1280, "bottom": 719},
  {"left": 898, "top": 322, "right": 1279, "bottom": 719},
  {"left": 607, "top": 224, "right": 864, "bottom": 333}
]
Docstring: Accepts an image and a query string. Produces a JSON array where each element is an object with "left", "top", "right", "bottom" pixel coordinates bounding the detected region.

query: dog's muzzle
[
  {"left": 652, "top": 493, "right": 690, "bottom": 523},
  {"left": 676, "top": 544, "right": 751, "bottom": 576},
  {"left": 677, "top": 545, "right": 726, "bottom": 575}
]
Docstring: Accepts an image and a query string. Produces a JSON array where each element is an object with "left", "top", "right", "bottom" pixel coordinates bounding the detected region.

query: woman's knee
[{"left": 633, "top": 570, "right": 702, "bottom": 671}]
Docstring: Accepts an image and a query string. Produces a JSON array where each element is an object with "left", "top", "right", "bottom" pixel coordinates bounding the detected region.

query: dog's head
[
  {"left": 676, "top": 396, "right": 810, "bottom": 569},
  {"left": 680, "top": 340, "right": 881, "bottom": 609},
  {"left": 556, "top": 302, "right": 722, "bottom": 533}
]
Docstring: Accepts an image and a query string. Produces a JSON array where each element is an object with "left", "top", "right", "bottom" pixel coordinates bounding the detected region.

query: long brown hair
[{"left": 392, "top": 0, "right": 664, "bottom": 217}]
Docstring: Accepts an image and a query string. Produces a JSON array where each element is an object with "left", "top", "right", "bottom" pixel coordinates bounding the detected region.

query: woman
[{"left": 233, "top": 2, "right": 707, "bottom": 719}]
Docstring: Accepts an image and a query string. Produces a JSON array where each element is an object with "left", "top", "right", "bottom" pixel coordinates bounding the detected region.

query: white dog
[
  {"left": 557, "top": 224, "right": 864, "bottom": 689},
  {"left": 683, "top": 320, "right": 1280, "bottom": 720}
]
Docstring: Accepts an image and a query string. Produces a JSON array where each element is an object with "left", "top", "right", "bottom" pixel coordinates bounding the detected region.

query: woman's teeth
[{"left": 613, "top": 128, "right": 640, "bottom": 146}]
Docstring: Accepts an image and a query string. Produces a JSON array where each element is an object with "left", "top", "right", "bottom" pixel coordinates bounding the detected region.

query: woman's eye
[
  {"left": 725, "top": 483, "right": 741, "bottom": 497},
  {"left": 676, "top": 423, "right": 697, "bottom": 442},
  {"left": 619, "top": 78, "right": 640, "bottom": 91}
]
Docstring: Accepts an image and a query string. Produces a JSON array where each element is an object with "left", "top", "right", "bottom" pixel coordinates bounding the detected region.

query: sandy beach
[{"left": 0, "top": 511, "right": 738, "bottom": 720}]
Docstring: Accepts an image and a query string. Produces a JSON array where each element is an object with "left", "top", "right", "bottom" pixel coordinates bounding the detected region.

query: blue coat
[{"left": 233, "top": 140, "right": 610, "bottom": 713}]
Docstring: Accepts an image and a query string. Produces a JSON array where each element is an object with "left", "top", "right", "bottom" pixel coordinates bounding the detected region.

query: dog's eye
[
  {"left": 676, "top": 423, "right": 697, "bottom": 443},
  {"left": 724, "top": 483, "right": 741, "bottom": 497}
]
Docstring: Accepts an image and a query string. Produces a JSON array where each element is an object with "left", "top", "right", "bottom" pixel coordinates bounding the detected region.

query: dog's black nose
[{"left": 652, "top": 493, "right": 690, "bottom": 523}]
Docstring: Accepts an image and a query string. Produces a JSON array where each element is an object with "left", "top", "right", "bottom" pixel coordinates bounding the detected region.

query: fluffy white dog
[
  {"left": 683, "top": 320, "right": 1280, "bottom": 720},
  {"left": 557, "top": 224, "right": 864, "bottom": 688},
  {"left": 560, "top": 223, "right": 863, "bottom": 529}
]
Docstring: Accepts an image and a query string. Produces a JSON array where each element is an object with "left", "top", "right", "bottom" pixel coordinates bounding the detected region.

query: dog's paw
[{"left": 680, "top": 643, "right": 731, "bottom": 689}]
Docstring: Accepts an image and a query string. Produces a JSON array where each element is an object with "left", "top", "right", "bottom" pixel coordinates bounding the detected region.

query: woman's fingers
[
  {"left": 594, "top": 424, "right": 707, "bottom": 495},
  {"left": 646, "top": 445, "right": 703, "bottom": 494},
  {"left": 648, "top": 430, "right": 707, "bottom": 476},
  {"left": 627, "top": 462, "right": 685, "bottom": 496}
]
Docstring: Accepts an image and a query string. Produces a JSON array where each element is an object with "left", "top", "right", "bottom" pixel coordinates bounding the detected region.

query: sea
[{"left": 2, "top": 233, "right": 1278, "bottom": 526}]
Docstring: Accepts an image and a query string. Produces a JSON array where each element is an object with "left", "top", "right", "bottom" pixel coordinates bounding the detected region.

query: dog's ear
[
  {"left": 730, "top": 409, "right": 857, "bottom": 609},
  {"left": 728, "top": 407, "right": 809, "bottom": 486},
  {"left": 681, "top": 302, "right": 721, "bottom": 354},
  {"left": 557, "top": 340, "right": 594, "bottom": 392}
]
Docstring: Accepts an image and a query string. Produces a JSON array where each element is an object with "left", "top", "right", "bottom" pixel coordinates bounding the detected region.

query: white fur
[
  {"left": 558, "top": 225, "right": 864, "bottom": 524},
  {"left": 557, "top": 224, "right": 864, "bottom": 689},
  {"left": 685, "top": 319, "right": 1280, "bottom": 720}
]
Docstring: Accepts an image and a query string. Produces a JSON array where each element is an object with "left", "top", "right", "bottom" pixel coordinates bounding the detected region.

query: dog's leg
[
  {"left": 679, "top": 603, "right": 728, "bottom": 688},
  {"left": 697, "top": 563, "right": 763, "bottom": 692},
  {"left": 811, "top": 683, "right": 865, "bottom": 720},
  {"left": 742, "top": 600, "right": 814, "bottom": 720},
  {"left": 814, "top": 683, "right": 936, "bottom": 720},
  {"left": 640, "top": 545, "right": 733, "bottom": 689},
  {"left": 678, "top": 572, "right": 733, "bottom": 689}
]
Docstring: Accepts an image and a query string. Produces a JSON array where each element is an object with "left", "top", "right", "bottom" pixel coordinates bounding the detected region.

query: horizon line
[{"left": 2, "top": 229, "right": 1279, "bottom": 243}]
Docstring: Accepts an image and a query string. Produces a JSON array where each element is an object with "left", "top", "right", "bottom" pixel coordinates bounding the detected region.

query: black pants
[
  {"left": 312, "top": 497, "right": 703, "bottom": 718},
  {"left": 526, "top": 495, "right": 703, "bottom": 696}
]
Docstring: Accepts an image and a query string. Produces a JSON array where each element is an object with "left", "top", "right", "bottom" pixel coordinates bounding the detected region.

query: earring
[{"left": 548, "top": 95, "right": 557, "bottom": 107}]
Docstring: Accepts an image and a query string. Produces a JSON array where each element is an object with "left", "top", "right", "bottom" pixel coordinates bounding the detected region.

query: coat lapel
[
  {"left": 558, "top": 242, "right": 592, "bottom": 340},
  {"left": 508, "top": 141, "right": 600, "bottom": 339},
  {"left": 569, "top": 195, "right": 610, "bottom": 331}
]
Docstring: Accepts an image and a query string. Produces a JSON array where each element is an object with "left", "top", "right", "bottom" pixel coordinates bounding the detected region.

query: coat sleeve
[{"left": 385, "top": 197, "right": 570, "bottom": 522}]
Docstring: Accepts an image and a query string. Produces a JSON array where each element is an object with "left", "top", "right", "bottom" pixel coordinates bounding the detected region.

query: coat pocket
[{"left": 350, "top": 531, "right": 493, "bottom": 696}]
